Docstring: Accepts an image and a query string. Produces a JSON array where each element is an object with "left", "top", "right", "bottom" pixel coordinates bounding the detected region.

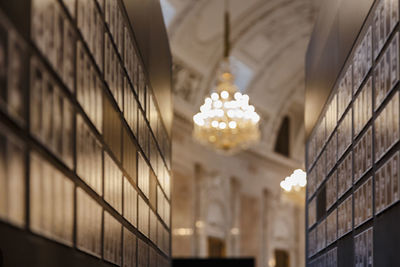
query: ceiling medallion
[{"left": 192, "top": 0, "right": 261, "bottom": 154}]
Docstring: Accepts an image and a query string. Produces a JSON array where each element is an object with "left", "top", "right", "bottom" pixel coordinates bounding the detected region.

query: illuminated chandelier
[
  {"left": 280, "top": 169, "right": 307, "bottom": 192},
  {"left": 193, "top": 0, "right": 261, "bottom": 153},
  {"left": 280, "top": 169, "right": 307, "bottom": 205}
]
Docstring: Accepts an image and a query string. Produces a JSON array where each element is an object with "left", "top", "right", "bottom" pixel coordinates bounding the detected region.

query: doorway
[
  {"left": 274, "top": 249, "right": 289, "bottom": 267},
  {"left": 207, "top": 237, "right": 226, "bottom": 258}
]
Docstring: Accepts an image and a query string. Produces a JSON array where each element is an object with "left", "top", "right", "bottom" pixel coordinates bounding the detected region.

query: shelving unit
[
  {"left": 0, "top": 0, "right": 172, "bottom": 266},
  {"left": 306, "top": 0, "right": 400, "bottom": 266}
]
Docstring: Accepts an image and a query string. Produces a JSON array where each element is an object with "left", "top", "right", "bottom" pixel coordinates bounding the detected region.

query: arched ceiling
[{"left": 163, "top": 0, "right": 320, "bottom": 162}]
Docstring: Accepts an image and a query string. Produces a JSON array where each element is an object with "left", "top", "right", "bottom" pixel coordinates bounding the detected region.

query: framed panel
[
  {"left": 76, "top": 187, "right": 102, "bottom": 257},
  {"left": 0, "top": 127, "right": 25, "bottom": 228}
]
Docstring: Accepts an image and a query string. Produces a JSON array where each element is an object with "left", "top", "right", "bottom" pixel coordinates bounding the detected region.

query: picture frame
[
  {"left": 90, "top": 5, "right": 98, "bottom": 62},
  {"left": 346, "top": 66, "right": 352, "bottom": 106},
  {"left": 43, "top": 160, "right": 53, "bottom": 235},
  {"left": 105, "top": 0, "right": 111, "bottom": 25},
  {"left": 53, "top": 87, "right": 63, "bottom": 154},
  {"left": 386, "top": 159, "right": 393, "bottom": 206},
  {"left": 393, "top": 92, "right": 399, "bottom": 143},
  {"left": 55, "top": 6, "right": 64, "bottom": 76},
  {"left": 374, "top": 61, "right": 381, "bottom": 110},
  {"left": 367, "top": 26, "right": 372, "bottom": 70},
  {"left": 367, "top": 77, "right": 373, "bottom": 120},
  {"left": 379, "top": 2, "right": 385, "bottom": 50},
  {"left": 96, "top": 14, "right": 104, "bottom": 71},
  {"left": 43, "top": 77, "right": 54, "bottom": 148},
  {"left": 362, "top": 182, "right": 367, "bottom": 221},
  {"left": 45, "top": 2, "right": 56, "bottom": 66},
  {"left": 30, "top": 57, "right": 44, "bottom": 139},
  {"left": 105, "top": 34, "right": 111, "bottom": 87},
  {"left": 347, "top": 195, "right": 352, "bottom": 232},
  {"left": 8, "top": 30, "right": 27, "bottom": 124},
  {"left": 368, "top": 228, "right": 373, "bottom": 267},
  {"left": 367, "top": 127, "right": 372, "bottom": 169},
  {"left": 76, "top": 41, "right": 85, "bottom": 102},
  {"left": 375, "top": 115, "right": 381, "bottom": 160},
  {"left": 355, "top": 235, "right": 360, "bottom": 267},
  {"left": 63, "top": 18, "right": 75, "bottom": 92},
  {"left": 95, "top": 75, "right": 103, "bottom": 133},
  {"left": 367, "top": 177, "right": 373, "bottom": 218},
  {"left": 391, "top": 34, "right": 399, "bottom": 88},
  {"left": 375, "top": 168, "right": 381, "bottom": 214},
  {"left": 28, "top": 153, "right": 42, "bottom": 234},
  {"left": 385, "top": 0, "right": 391, "bottom": 39},
  {"left": 374, "top": 8, "right": 381, "bottom": 59},
  {"left": 76, "top": 115, "right": 84, "bottom": 178},
  {"left": 381, "top": 162, "right": 386, "bottom": 211},
  {"left": 89, "top": 69, "right": 96, "bottom": 124},
  {"left": 362, "top": 37, "right": 367, "bottom": 81},
  {"left": 380, "top": 55, "right": 386, "bottom": 102},
  {"left": 380, "top": 108, "right": 385, "bottom": 157},
  {"left": 393, "top": 152, "right": 399, "bottom": 202},
  {"left": 362, "top": 135, "right": 366, "bottom": 174},
  {"left": 86, "top": 0, "right": 93, "bottom": 44},
  {"left": 0, "top": 18, "right": 7, "bottom": 96},
  {"left": 355, "top": 188, "right": 360, "bottom": 226},
  {"left": 84, "top": 59, "right": 91, "bottom": 115},
  {"left": 354, "top": 51, "right": 360, "bottom": 93},
  {"left": 385, "top": 48, "right": 391, "bottom": 94},
  {"left": 53, "top": 170, "right": 63, "bottom": 240},
  {"left": 391, "top": 0, "right": 399, "bottom": 31}
]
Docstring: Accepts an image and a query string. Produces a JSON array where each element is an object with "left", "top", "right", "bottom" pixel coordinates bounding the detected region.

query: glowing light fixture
[
  {"left": 192, "top": 0, "right": 260, "bottom": 153},
  {"left": 280, "top": 169, "right": 307, "bottom": 192},
  {"left": 172, "top": 228, "right": 194, "bottom": 236}
]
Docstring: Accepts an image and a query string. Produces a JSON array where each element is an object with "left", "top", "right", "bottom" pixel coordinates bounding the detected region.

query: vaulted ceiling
[{"left": 162, "top": 0, "right": 320, "bottom": 163}]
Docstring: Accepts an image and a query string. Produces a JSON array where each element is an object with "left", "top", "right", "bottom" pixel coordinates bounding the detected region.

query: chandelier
[
  {"left": 280, "top": 169, "right": 307, "bottom": 205},
  {"left": 280, "top": 169, "right": 307, "bottom": 192},
  {"left": 192, "top": 0, "right": 261, "bottom": 153}
]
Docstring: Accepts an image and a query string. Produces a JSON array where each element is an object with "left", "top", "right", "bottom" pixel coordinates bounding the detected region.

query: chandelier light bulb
[
  {"left": 216, "top": 109, "right": 224, "bottom": 117},
  {"left": 219, "top": 122, "right": 227, "bottom": 129},
  {"left": 221, "top": 90, "right": 229, "bottom": 99},
  {"left": 250, "top": 113, "right": 260, "bottom": 123},
  {"left": 228, "top": 121, "right": 237, "bottom": 129},
  {"left": 214, "top": 100, "right": 223, "bottom": 108},
  {"left": 205, "top": 97, "right": 212, "bottom": 105},
  {"left": 299, "top": 178, "right": 307, "bottom": 187},
  {"left": 227, "top": 110, "right": 235, "bottom": 118},
  {"left": 212, "top": 120, "right": 219, "bottom": 128},
  {"left": 193, "top": 115, "right": 205, "bottom": 126},
  {"left": 280, "top": 179, "right": 291, "bottom": 192},
  {"left": 211, "top": 92, "right": 219, "bottom": 100},
  {"left": 234, "top": 92, "right": 242, "bottom": 100}
]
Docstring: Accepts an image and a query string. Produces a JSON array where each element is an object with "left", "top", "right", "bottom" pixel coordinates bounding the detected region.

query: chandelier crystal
[{"left": 193, "top": 62, "right": 261, "bottom": 153}]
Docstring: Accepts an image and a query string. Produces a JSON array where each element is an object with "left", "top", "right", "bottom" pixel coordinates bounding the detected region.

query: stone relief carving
[{"left": 172, "top": 60, "right": 202, "bottom": 103}]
